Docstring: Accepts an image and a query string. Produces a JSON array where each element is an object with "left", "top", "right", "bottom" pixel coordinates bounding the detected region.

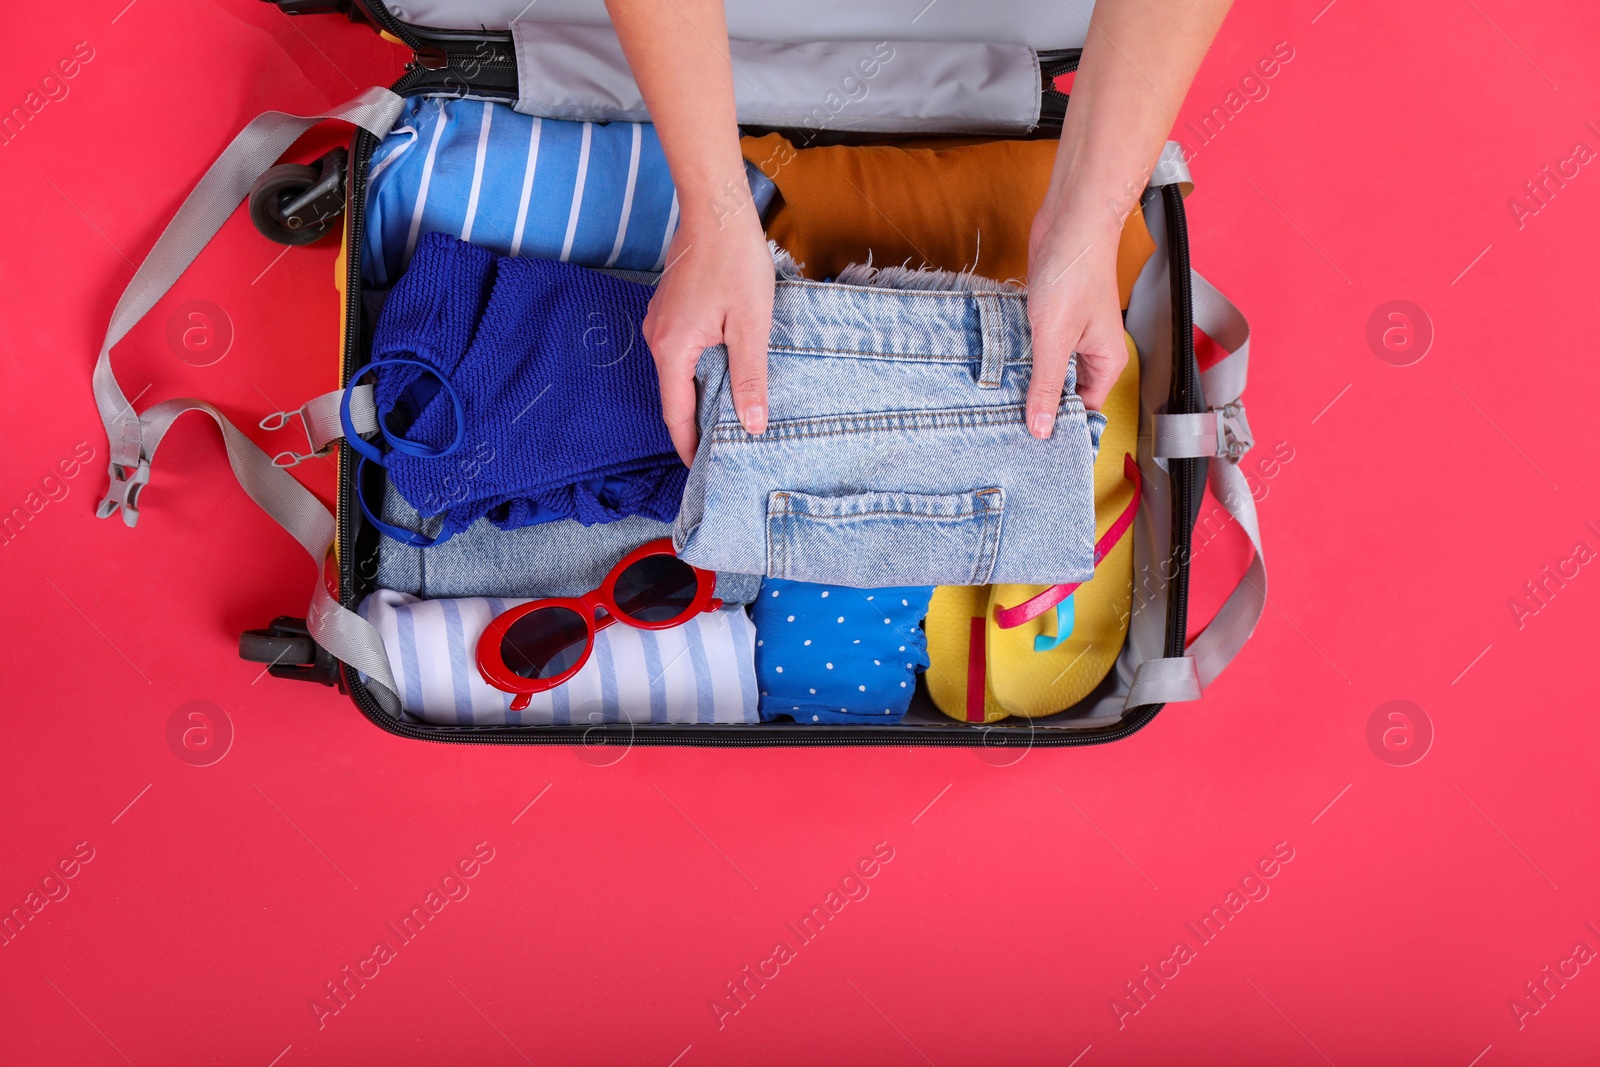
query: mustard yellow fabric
[{"left": 741, "top": 133, "right": 1156, "bottom": 307}]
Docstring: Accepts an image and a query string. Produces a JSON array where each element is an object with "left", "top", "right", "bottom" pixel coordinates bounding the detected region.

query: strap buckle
[
  {"left": 1215, "top": 401, "right": 1253, "bottom": 461},
  {"left": 260, "top": 385, "right": 375, "bottom": 468},
  {"left": 259, "top": 408, "right": 327, "bottom": 469},
  {"left": 96, "top": 458, "right": 151, "bottom": 527}
]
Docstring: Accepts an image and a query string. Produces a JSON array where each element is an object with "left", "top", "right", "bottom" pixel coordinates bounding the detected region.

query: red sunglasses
[{"left": 475, "top": 539, "right": 722, "bottom": 711}]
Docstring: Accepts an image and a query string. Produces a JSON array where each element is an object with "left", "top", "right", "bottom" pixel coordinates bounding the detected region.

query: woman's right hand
[
  {"left": 602, "top": 0, "right": 778, "bottom": 466},
  {"left": 643, "top": 193, "right": 775, "bottom": 468}
]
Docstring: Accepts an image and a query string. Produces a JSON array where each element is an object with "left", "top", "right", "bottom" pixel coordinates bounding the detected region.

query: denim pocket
[{"left": 766, "top": 488, "right": 1006, "bottom": 587}]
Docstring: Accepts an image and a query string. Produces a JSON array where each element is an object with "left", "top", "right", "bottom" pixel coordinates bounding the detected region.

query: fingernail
[
  {"left": 1029, "top": 411, "right": 1054, "bottom": 439},
  {"left": 739, "top": 404, "right": 767, "bottom": 435}
]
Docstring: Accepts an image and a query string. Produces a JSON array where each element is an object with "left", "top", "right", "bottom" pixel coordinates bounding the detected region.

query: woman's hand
[
  {"left": 1024, "top": 204, "right": 1128, "bottom": 436},
  {"left": 644, "top": 197, "right": 774, "bottom": 467},
  {"left": 602, "top": 0, "right": 774, "bottom": 467},
  {"left": 608, "top": 0, "right": 1232, "bottom": 453},
  {"left": 1022, "top": 0, "right": 1234, "bottom": 437}
]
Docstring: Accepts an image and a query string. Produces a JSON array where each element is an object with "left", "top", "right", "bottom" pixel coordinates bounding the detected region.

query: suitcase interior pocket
[{"left": 765, "top": 487, "right": 1005, "bottom": 587}]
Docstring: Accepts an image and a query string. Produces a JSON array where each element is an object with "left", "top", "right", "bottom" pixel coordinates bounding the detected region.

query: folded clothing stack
[
  {"left": 367, "top": 232, "right": 685, "bottom": 542},
  {"left": 375, "top": 484, "right": 761, "bottom": 605}
]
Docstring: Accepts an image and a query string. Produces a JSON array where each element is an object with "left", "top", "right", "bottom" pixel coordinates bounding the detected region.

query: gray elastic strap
[
  {"left": 85, "top": 87, "right": 404, "bottom": 703},
  {"left": 1126, "top": 655, "right": 1202, "bottom": 706},
  {"left": 1151, "top": 402, "right": 1253, "bottom": 461},
  {"left": 1189, "top": 463, "right": 1266, "bottom": 689},
  {"left": 1149, "top": 268, "right": 1254, "bottom": 459},
  {"left": 1120, "top": 265, "right": 1265, "bottom": 710},
  {"left": 94, "top": 86, "right": 403, "bottom": 515},
  {"left": 304, "top": 384, "right": 374, "bottom": 454},
  {"left": 259, "top": 385, "right": 375, "bottom": 468},
  {"left": 1149, "top": 141, "right": 1193, "bottom": 194},
  {"left": 1152, "top": 411, "right": 1218, "bottom": 458},
  {"left": 1194, "top": 271, "right": 1250, "bottom": 404},
  {"left": 1170, "top": 270, "right": 1266, "bottom": 692},
  {"left": 137, "top": 397, "right": 399, "bottom": 703}
]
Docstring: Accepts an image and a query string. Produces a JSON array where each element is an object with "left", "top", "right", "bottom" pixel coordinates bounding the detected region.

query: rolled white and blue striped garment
[
  {"left": 359, "top": 590, "right": 760, "bottom": 726},
  {"left": 361, "top": 96, "right": 683, "bottom": 288}
]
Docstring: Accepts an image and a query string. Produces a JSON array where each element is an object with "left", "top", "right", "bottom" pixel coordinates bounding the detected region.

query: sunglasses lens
[
  {"left": 613, "top": 553, "right": 701, "bottom": 623},
  {"left": 500, "top": 606, "right": 589, "bottom": 680}
]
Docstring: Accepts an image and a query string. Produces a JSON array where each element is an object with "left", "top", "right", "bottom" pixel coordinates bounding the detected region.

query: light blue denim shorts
[{"left": 673, "top": 275, "right": 1106, "bottom": 588}]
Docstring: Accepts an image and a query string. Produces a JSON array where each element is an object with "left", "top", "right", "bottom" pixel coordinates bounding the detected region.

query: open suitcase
[{"left": 91, "top": 0, "right": 1265, "bottom": 748}]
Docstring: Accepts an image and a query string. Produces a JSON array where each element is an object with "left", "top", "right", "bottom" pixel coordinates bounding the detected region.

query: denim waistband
[
  {"left": 705, "top": 403, "right": 1044, "bottom": 444},
  {"left": 769, "top": 279, "right": 1031, "bottom": 387}
]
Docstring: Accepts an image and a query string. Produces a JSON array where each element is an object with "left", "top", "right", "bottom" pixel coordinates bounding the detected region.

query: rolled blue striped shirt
[
  {"left": 359, "top": 590, "right": 760, "bottom": 726},
  {"left": 362, "top": 96, "right": 772, "bottom": 288}
]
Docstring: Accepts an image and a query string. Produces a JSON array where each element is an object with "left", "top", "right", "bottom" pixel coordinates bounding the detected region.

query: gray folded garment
[{"left": 374, "top": 484, "right": 761, "bottom": 604}]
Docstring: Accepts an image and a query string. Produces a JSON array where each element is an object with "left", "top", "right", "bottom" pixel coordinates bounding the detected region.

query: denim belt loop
[{"left": 974, "top": 292, "right": 1007, "bottom": 389}]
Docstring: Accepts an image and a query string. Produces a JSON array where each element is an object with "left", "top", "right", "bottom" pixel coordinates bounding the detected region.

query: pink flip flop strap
[
  {"left": 965, "top": 615, "right": 988, "bottom": 722},
  {"left": 993, "top": 454, "right": 1143, "bottom": 630}
]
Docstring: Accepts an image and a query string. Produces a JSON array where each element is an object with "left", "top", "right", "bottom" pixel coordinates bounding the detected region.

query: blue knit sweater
[{"left": 370, "top": 232, "right": 685, "bottom": 538}]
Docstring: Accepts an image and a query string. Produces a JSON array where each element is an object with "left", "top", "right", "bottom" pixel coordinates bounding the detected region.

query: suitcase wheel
[
  {"left": 239, "top": 616, "right": 341, "bottom": 687},
  {"left": 248, "top": 147, "right": 347, "bottom": 246},
  {"left": 239, "top": 627, "right": 316, "bottom": 665}
]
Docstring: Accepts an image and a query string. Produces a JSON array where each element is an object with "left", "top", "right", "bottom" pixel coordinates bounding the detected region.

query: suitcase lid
[
  {"left": 317, "top": 0, "right": 1074, "bottom": 136},
  {"left": 359, "top": 0, "right": 1092, "bottom": 48}
]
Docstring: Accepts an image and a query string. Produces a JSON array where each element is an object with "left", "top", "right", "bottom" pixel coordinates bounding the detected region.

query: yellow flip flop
[
  {"left": 986, "top": 337, "right": 1141, "bottom": 717},
  {"left": 925, "top": 335, "right": 1141, "bottom": 723},
  {"left": 924, "top": 584, "right": 1010, "bottom": 723}
]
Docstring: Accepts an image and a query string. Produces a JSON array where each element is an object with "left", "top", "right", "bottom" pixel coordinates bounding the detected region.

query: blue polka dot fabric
[{"left": 750, "top": 579, "right": 934, "bottom": 723}]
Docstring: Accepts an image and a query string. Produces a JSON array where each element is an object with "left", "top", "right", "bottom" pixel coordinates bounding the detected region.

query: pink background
[{"left": 2, "top": 1, "right": 1597, "bottom": 1063}]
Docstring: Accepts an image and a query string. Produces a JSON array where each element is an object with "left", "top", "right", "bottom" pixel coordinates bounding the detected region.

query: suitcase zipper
[
  {"left": 351, "top": 1, "right": 518, "bottom": 80},
  {"left": 408, "top": 43, "right": 517, "bottom": 73},
  {"left": 1037, "top": 48, "right": 1079, "bottom": 129},
  {"left": 330, "top": 44, "right": 1195, "bottom": 749},
  {"left": 1163, "top": 184, "right": 1202, "bottom": 654}
]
